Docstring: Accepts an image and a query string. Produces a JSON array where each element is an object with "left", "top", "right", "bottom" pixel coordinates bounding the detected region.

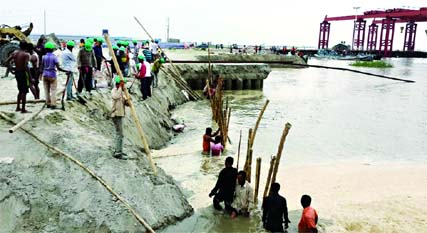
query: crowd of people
[
  {"left": 210, "top": 157, "right": 318, "bottom": 232},
  {"left": 3, "top": 37, "right": 166, "bottom": 112},
  {"left": 4, "top": 36, "right": 166, "bottom": 159}
]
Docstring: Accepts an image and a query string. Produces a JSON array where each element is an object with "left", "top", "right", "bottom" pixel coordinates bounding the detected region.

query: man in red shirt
[
  {"left": 202, "top": 127, "right": 219, "bottom": 154},
  {"left": 298, "top": 194, "right": 318, "bottom": 233}
]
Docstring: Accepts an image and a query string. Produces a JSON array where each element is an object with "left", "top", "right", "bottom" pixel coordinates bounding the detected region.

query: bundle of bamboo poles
[
  {"left": 243, "top": 100, "right": 269, "bottom": 182},
  {"left": 208, "top": 77, "right": 231, "bottom": 148},
  {"left": 263, "top": 122, "right": 292, "bottom": 198}
]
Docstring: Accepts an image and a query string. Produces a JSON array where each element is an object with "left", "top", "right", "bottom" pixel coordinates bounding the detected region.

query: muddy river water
[{"left": 156, "top": 58, "right": 427, "bottom": 232}]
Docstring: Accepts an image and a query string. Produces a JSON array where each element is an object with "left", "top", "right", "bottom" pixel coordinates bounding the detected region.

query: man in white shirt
[
  {"left": 150, "top": 40, "right": 159, "bottom": 61},
  {"left": 143, "top": 58, "right": 152, "bottom": 99},
  {"left": 62, "top": 41, "right": 77, "bottom": 100},
  {"left": 231, "top": 170, "right": 254, "bottom": 218}
]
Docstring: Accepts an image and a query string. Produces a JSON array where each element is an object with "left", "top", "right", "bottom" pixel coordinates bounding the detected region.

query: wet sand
[{"left": 281, "top": 163, "right": 427, "bottom": 232}]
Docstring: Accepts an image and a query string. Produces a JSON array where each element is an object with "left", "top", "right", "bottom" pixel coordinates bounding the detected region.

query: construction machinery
[{"left": 0, "top": 22, "right": 33, "bottom": 65}]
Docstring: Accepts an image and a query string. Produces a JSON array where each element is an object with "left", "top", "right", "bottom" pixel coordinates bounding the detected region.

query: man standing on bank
[
  {"left": 262, "top": 182, "right": 291, "bottom": 232},
  {"left": 4, "top": 41, "right": 30, "bottom": 113},
  {"left": 111, "top": 76, "right": 129, "bottom": 159},
  {"left": 209, "top": 156, "right": 238, "bottom": 212},
  {"left": 77, "top": 41, "right": 96, "bottom": 96},
  {"left": 62, "top": 41, "right": 77, "bottom": 101},
  {"left": 40, "top": 42, "right": 69, "bottom": 109}
]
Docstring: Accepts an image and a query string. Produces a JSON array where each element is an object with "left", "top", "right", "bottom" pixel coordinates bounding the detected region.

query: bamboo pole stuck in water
[
  {"left": 248, "top": 148, "right": 253, "bottom": 182},
  {"left": 103, "top": 32, "right": 157, "bottom": 176},
  {"left": 270, "top": 123, "right": 292, "bottom": 187},
  {"left": 0, "top": 99, "right": 45, "bottom": 106},
  {"left": 254, "top": 157, "right": 262, "bottom": 204},
  {"left": 8, "top": 104, "right": 46, "bottom": 133},
  {"left": 263, "top": 156, "right": 276, "bottom": 200},
  {"left": 250, "top": 99, "right": 270, "bottom": 147},
  {"left": 0, "top": 112, "right": 155, "bottom": 233},
  {"left": 244, "top": 148, "right": 253, "bottom": 183},
  {"left": 246, "top": 128, "right": 253, "bottom": 161},
  {"left": 236, "top": 130, "right": 242, "bottom": 170}
]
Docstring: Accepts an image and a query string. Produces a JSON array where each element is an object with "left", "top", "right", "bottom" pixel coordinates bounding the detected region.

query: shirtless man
[
  {"left": 5, "top": 41, "right": 31, "bottom": 113},
  {"left": 27, "top": 43, "right": 40, "bottom": 99}
]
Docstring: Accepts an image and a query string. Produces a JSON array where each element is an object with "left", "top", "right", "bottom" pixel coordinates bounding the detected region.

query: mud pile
[{"left": 0, "top": 68, "right": 192, "bottom": 232}]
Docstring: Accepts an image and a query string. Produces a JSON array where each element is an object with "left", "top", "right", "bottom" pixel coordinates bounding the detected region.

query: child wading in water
[{"left": 210, "top": 136, "right": 224, "bottom": 156}]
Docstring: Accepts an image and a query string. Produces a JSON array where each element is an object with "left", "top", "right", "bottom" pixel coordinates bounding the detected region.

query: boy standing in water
[
  {"left": 210, "top": 136, "right": 224, "bottom": 156},
  {"left": 202, "top": 127, "right": 220, "bottom": 154},
  {"left": 298, "top": 195, "right": 318, "bottom": 233}
]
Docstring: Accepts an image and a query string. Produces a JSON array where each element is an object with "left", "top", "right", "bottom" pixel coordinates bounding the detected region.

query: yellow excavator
[{"left": 0, "top": 22, "right": 33, "bottom": 65}]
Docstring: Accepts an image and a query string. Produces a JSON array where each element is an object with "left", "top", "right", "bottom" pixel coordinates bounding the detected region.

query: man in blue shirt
[
  {"left": 62, "top": 41, "right": 77, "bottom": 100},
  {"left": 93, "top": 38, "right": 105, "bottom": 71}
]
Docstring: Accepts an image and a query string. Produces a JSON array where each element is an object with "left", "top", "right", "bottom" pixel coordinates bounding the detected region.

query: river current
[{"left": 157, "top": 58, "right": 427, "bottom": 232}]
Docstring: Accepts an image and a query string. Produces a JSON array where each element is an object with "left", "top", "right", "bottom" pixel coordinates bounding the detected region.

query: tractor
[{"left": 0, "top": 22, "right": 33, "bottom": 65}]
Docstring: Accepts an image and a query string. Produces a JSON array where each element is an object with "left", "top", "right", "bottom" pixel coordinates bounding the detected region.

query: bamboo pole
[
  {"left": 254, "top": 157, "right": 261, "bottom": 204},
  {"left": 226, "top": 107, "right": 231, "bottom": 133},
  {"left": 160, "top": 66, "right": 201, "bottom": 101},
  {"left": 270, "top": 123, "right": 292, "bottom": 186},
  {"left": 250, "top": 99, "right": 269, "bottom": 147},
  {"left": 244, "top": 148, "right": 253, "bottom": 183},
  {"left": 0, "top": 112, "right": 155, "bottom": 232},
  {"left": 133, "top": 16, "right": 202, "bottom": 100},
  {"left": 0, "top": 99, "right": 45, "bottom": 106},
  {"left": 103, "top": 32, "right": 157, "bottom": 176},
  {"left": 246, "top": 128, "right": 253, "bottom": 161},
  {"left": 208, "top": 47, "right": 212, "bottom": 84},
  {"left": 236, "top": 130, "right": 242, "bottom": 170},
  {"left": 9, "top": 104, "right": 46, "bottom": 133},
  {"left": 263, "top": 156, "right": 276, "bottom": 199}
]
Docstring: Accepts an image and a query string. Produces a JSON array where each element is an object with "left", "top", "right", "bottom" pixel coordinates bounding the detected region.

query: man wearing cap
[
  {"left": 111, "top": 76, "right": 129, "bottom": 159},
  {"left": 151, "top": 57, "right": 165, "bottom": 88},
  {"left": 40, "top": 41, "right": 69, "bottom": 109},
  {"left": 93, "top": 38, "right": 105, "bottom": 71},
  {"left": 77, "top": 41, "right": 96, "bottom": 96},
  {"left": 132, "top": 40, "right": 139, "bottom": 64},
  {"left": 142, "top": 44, "right": 153, "bottom": 63},
  {"left": 62, "top": 41, "right": 77, "bottom": 100},
  {"left": 150, "top": 40, "right": 159, "bottom": 61}
]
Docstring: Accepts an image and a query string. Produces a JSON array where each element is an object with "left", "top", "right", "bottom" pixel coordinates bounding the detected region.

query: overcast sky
[{"left": 2, "top": 0, "right": 426, "bottom": 50}]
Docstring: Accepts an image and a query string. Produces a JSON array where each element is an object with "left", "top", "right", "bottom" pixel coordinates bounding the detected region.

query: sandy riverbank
[{"left": 280, "top": 163, "right": 427, "bottom": 232}]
